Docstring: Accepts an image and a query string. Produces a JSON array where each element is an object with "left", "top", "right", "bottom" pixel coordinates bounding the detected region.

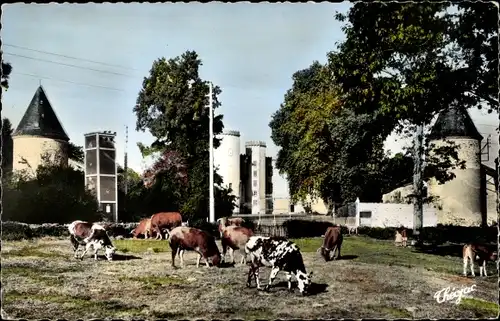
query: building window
[
  {"left": 253, "top": 200, "right": 258, "bottom": 206},
  {"left": 253, "top": 191, "right": 257, "bottom": 196},
  {"left": 229, "top": 183, "right": 232, "bottom": 190},
  {"left": 253, "top": 180, "right": 257, "bottom": 187},
  {"left": 360, "top": 211, "right": 372, "bottom": 218},
  {"left": 253, "top": 170, "right": 257, "bottom": 177}
]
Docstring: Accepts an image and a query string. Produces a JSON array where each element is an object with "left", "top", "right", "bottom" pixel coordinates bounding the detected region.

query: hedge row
[
  {"left": 1, "top": 221, "right": 139, "bottom": 241},
  {"left": 2, "top": 220, "right": 498, "bottom": 245}
]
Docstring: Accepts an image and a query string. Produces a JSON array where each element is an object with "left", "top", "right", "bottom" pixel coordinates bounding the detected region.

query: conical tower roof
[
  {"left": 428, "top": 106, "right": 483, "bottom": 141},
  {"left": 13, "top": 86, "right": 69, "bottom": 141}
]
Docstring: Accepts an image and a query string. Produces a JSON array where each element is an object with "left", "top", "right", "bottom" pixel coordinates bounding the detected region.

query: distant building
[
  {"left": 12, "top": 86, "right": 70, "bottom": 175},
  {"left": 214, "top": 130, "right": 273, "bottom": 214},
  {"left": 383, "top": 106, "right": 498, "bottom": 226}
]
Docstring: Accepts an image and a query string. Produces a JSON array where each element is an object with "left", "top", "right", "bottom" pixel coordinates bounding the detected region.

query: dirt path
[{"left": 2, "top": 238, "right": 498, "bottom": 319}]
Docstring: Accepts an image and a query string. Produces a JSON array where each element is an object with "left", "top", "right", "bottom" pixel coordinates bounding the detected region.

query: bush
[{"left": 2, "top": 221, "right": 34, "bottom": 241}]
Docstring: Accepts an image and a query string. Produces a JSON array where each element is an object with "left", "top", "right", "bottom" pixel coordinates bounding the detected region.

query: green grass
[
  {"left": 292, "top": 236, "right": 466, "bottom": 274},
  {"left": 4, "top": 290, "right": 143, "bottom": 317},
  {"left": 114, "top": 239, "right": 171, "bottom": 253},
  {"left": 3, "top": 245, "right": 66, "bottom": 259},
  {"left": 118, "top": 275, "right": 186, "bottom": 290},
  {"left": 2, "top": 264, "right": 84, "bottom": 286},
  {"left": 460, "top": 298, "right": 499, "bottom": 318}
]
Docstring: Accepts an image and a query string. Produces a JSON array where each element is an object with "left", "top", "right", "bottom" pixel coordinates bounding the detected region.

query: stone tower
[
  {"left": 427, "top": 106, "right": 483, "bottom": 226},
  {"left": 13, "top": 86, "right": 70, "bottom": 174}
]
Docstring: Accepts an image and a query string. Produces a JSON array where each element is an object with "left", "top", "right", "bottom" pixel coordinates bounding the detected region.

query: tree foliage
[
  {"left": 133, "top": 50, "right": 236, "bottom": 221},
  {"left": 67, "top": 142, "right": 84, "bottom": 163},
  {"left": 3, "top": 153, "right": 100, "bottom": 224},
  {"left": 1, "top": 117, "right": 14, "bottom": 173},
  {"left": 1, "top": 52, "right": 12, "bottom": 90},
  {"left": 270, "top": 2, "right": 495, "bottom": 207}
]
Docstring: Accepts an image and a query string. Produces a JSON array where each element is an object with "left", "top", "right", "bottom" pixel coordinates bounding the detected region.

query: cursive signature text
[{"left": 433, "top": 284, "right": 476, "bottom": 304}]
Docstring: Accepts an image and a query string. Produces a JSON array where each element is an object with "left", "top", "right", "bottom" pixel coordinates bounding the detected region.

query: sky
[{"left": 2, "top": 3, "right": 498, "bottom": 199}]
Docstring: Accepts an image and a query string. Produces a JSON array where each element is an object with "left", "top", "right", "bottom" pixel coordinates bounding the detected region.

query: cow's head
[
  {"left": 490, "top": 251, "right": 498, "bottom": 261},
  {"left": 318, "top": 246, "right": 331, "bottom": 262},
  {"left": 211, "top": 253, "right": 221, "bottom": 267},
  {"left": 296, "top": 270, "right": 313, "bottom": 295},
  {"left": 102, "top": 242, "right": 116, "bottom": 261}
]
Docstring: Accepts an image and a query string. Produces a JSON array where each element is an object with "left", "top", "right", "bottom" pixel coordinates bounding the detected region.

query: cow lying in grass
[
  {"left": 463, "top": 243, "right": 498, "bottom": 277},
  {"left": 245, "top": 236, "right": 313, "bottom": 295},
  {"left": 68, "top": 220, "right": 116, "bottom": 261},
  {"left": 168, "top": 226, "right": 221, "bottom": 268}
]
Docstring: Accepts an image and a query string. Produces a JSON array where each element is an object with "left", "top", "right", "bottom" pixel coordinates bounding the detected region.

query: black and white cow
[
  {"left": 68, "top": 220, "right": 116, "bottom": 261},
  {"left": 245, "top": 236, "right": 313, "bottom": 295}
]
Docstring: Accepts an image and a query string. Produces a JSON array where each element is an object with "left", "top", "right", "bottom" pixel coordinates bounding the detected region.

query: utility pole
[
  {"left": 207, "top": 82, "right": 215, "bottom": 223},
  {"left": 413, "top": 124, "right": 424, "bottom": 245},
  {"left": 124, "top": 125, "right": 128, "bottom": 196}
]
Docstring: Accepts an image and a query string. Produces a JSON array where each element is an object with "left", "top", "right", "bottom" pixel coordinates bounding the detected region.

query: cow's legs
[
  {"left": 239, "top": 250, "right": 246, "bottom": 265},
  {"left": 204, "top": 256, "right": 210, "bottom": 268},
  {"left": 196, "top": 253, "right": 201, "bottom": 268},
  {"left": 246, "top": 265, "right": 256, "bottom": 287},
  {"left": 463, "top": 255, "right": 468, "bottom": 276},
  {"left": 480, "top": 260, "right": 487, "bottom": 277},
  {"left": 94, "top": 247, "right": 99, "bottom": 260},
  {"left": 336, "top": 245, "right": 341, "bottom": 259},
  {"left": 221, "top": 238, "right": 228, "bottom": 263},
  {"left": 264, "top": 266, "right": 280, "bottom": 291},
  {"left": 171, "top": 246, "right": 177, "bottom": 268},
  {"left": 230, "top": 248, "right": 235, "bottom": 264},
  {"left": 180, "top": 250, "right": 185, "bottom": 267},
  {"left": 70, "top": 235, "right": 80, "bottom": 258},
  {"left": 470, "top": 257, "right": 476, "bottom": 277},
  {"left": 79, "top": 243, "right": 93, "bottom": 260},
  {"left": 285, "top": 272, "right": 293, "bottom": 292},
  {"left": 254, "top": 267, "right": 262, "bottom": 289}
]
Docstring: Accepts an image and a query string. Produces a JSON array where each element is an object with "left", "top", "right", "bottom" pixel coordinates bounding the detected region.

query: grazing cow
[
  {"left": 463, "top": 243, "right": 498, "bottom": 277},
  {"left": 220, "top": 223, "right": 254, "bottom": 265},
  {"left": 394, "top": 227, "right": 408, "bottom": 247},
  {"left": 168, "top": 226, "right": 221, "bottom": 268},
  {"left": 317, "top": 226, "right": 343, "bottom": 261},
  {"left": 150, "top": 212, "right": 183, "bottom": 240},
  {"left": 245, "top": 236, "right": 313, "bottom": 295},
  {"left": 68, "top": 220, "right": 116, "bottom": 261},
  {"left": 130, "top": 218, "right": 153, "bottom": 239}
]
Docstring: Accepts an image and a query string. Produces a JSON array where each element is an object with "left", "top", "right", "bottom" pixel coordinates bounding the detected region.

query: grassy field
[{"left": 2, "top": 235, "right": 498, "bottom": 319}]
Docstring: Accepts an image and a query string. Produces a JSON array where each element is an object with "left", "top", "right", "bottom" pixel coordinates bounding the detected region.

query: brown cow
[
  {"left": 68, "top": 220, "right": 116, "bottom": 261},
  {"left": 130, "top": 218, "right": 153, "bottom": 239},
  {"left": 220, "top": 225, "right": 254, "bottom": 265},
  {"left": 168, "top": 226, "right": 221, "bottom": 268},
  {"left": 217, "top": 217, "right": 246, "bottom": 237},
  {"left": 317, "top": 226, "right": 343, "bottom": 262},
  {"left": 463, "top": 243, "right": 498, "bottom": 277},
  {"left": 150, "top": 212, "right": 183, "bottom": 240}
]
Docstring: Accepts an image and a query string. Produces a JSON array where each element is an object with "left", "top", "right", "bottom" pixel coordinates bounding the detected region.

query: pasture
[{"left": 2, "top": 235, "right": 498, "bottom": 319}]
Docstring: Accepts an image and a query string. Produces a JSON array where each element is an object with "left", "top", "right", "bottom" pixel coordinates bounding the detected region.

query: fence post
[{"left": 355, "top": 197, "right": 360, "bottom": 228}]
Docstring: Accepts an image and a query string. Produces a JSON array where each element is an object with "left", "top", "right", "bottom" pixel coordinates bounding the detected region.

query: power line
[
  {"left": 4, "top": 52, "right": 138, "bottom": 78},
  {"left": 13, "top": 71, "right": 125, "bottom": 92},
  {"left": 3, "top": 43, "right": 139, "bottom": 71}
]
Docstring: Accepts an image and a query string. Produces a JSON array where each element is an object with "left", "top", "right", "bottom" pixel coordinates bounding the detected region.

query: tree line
[{"left": 269, "top": 2, "right": 497, "bottom": 210}]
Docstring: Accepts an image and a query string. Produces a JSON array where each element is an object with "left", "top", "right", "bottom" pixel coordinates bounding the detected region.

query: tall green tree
[
  {"left": 1, "top": 118, "right": 14, "bottom": 173},
  {"left": 67, "top": 142, "right": 84, "bottom": 163},
  {"left": 133, "top": 50, "right": 235, "bottom": 220}
]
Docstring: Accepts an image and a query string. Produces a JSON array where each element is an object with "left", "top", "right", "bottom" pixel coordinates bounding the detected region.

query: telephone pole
[
  {"left": 207, "top": 82, "right": 215, "bottom": 223},
  {"left": 413, "top": 124, "right": 424, "bottom": 244},
  {"left": 124, "top": 125, "right": 129, "bottom": 196}
]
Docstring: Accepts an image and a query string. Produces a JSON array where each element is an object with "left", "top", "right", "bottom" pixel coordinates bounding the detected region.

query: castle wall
[{"left": 13, "top": 136, "right": 68, "bottom": 175}]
